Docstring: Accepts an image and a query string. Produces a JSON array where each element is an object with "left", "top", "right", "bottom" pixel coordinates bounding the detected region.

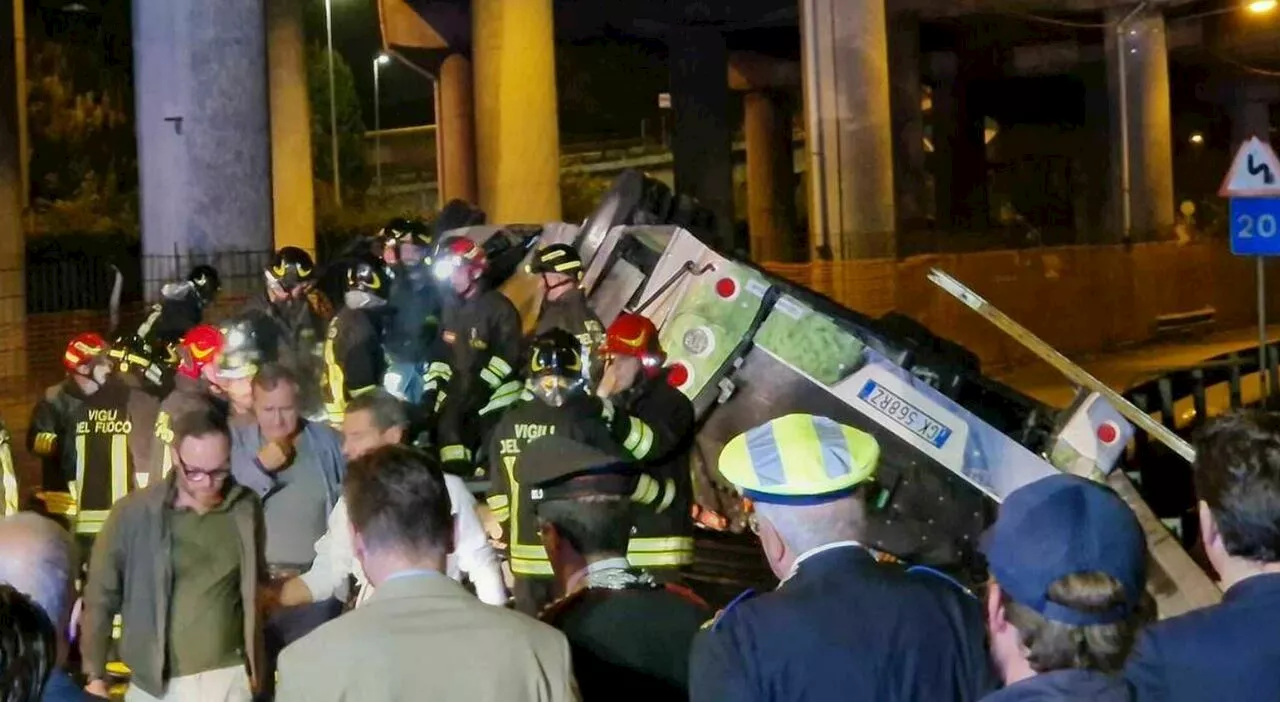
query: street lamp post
[
  {"left": 374, "top": 53, "right": 390, "bottom": 194},
  {"left": 324, "top": 0, "right": 341, "bottom": 208}
]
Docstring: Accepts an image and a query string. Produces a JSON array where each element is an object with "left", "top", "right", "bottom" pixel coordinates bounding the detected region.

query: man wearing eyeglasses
[{"left": 81, "top": 405, "right": 266, "bottom": 701}]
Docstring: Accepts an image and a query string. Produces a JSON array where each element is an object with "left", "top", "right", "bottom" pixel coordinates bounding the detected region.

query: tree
[{"left": 308, "top": 45, "right": 368, "bottom": 209}]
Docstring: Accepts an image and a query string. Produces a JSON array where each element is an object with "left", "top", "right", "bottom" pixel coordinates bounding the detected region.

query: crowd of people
[{"left": 0, "top": 217, "right": 1277, "bottom": 701}]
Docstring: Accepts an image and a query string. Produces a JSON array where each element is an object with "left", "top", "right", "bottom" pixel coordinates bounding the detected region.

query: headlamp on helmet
[{"left": 433, "top": 236, "right": 487, "bottom": 283}]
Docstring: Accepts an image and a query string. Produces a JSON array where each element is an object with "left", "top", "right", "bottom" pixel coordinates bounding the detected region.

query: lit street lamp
[
  {"left": 325, "top": 0, "right": 341, "bottom": 208},
  {"left": 374, "top": 53, "right": 390, "bottom": 194}
]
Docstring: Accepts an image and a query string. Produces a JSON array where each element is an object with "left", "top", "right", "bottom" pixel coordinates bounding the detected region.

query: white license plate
[{"left": 857, "top": 380, "right": 953, "bottom": 449}]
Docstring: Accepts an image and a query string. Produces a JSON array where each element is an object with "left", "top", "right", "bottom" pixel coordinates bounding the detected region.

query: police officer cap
[
  {"left": 518, "top": 436, "right": 639, "bottom": 504},
  {"left": 527, "top": 243, "right": 583, "bottom": 278},
  {"left": 981, "top": 474, "right": 1146, "bottom": 627},
  {"left": 718, "top": 414, "right": 880, "bottom": 505}
]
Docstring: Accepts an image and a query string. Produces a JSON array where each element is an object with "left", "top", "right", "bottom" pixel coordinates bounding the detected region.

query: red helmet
[
  {"left": 437, "top": 237, "right": 486, "bottom": 275},
  {"left": 600, "top": 313, "right": 667, "bottom": 377},
  {"left": 177, "top": 324, "right": 224, "bottom": 379},
  {"left": 63, "top": 332, "right": 107, "bottom": 374}
]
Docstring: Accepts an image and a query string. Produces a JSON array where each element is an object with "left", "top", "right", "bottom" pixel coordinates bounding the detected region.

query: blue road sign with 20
[{"left": 1230, "top": 198, "right": 1280, "bottom": 256}]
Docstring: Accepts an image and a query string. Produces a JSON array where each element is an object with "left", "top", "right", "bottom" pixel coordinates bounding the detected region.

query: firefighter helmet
[
  {"left": 216, "top": 319, "right": 260, "bottom": 380},
  {"left": 266, "top": 246, "right": 316, "bottom": 291},
  {"left": 601, "top": 313, "right": 667, "bottom": 376},
  {"left": 107, "top": 333, "right": 167, "bottom": 389},
  {"left": 187, "top": 264, "right": 221, "bottom": 305},
  {"left": 527, "top": 243, "right": 584, "bottom": 281},
  {"left": 63, "top": 332, "right": 107, "bottom": 374},
  {"left": 528, "top": 328, "right": 588, "bottom": 407},
  {"left": 433, "top": 236, "right": 487, "bottom": 283},
  {"left": 382, "top": 217, "right": 433, "bottom": 249},
  {"left": 346, "top": 259, "right": 389, "bottom": 299},
  {"left": 177, "top": 324, "right": 224, "bottom": 379}
]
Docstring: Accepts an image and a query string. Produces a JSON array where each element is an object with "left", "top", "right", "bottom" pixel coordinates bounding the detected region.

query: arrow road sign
[{"left": 1220, "top": 136, "right": 1280, "bottom": 198}]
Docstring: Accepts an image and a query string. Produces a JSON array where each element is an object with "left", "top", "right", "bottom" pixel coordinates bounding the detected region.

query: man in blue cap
[
  {"left": 688, "top": 413, "right": 995, "bottom": 702},
  {"left": 1126, "top": 411, "right": 1280, "bottom": 701},
  {"left": 981, "top": 473, "right": 1150, "bottom": 701}
]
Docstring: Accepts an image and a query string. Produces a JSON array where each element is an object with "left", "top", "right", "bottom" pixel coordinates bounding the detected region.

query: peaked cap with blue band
[{"left": 718, "top": 414, "right": 880, "bottom": 505}]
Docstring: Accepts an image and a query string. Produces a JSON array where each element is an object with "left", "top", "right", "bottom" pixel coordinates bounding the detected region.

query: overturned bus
[{"left": 452, "top": 170, "right": 1219, "bottom": 618}]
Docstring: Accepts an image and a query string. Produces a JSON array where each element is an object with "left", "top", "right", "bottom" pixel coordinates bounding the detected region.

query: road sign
[
  {"left": 1220, "top": 136, "right": 1280, "bottom": 198},
  {"left": 1230, "top": 197, "right": 1280, "bottom": 255}
]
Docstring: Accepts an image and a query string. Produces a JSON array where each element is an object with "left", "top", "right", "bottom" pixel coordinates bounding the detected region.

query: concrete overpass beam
[
  {"left": 1105, "top": 6, "right": 1174, "bottom": 242},
  {"left": 133, "top": 0, "right": 274, "bottom": 276},
  {"left": 744, "top": 90, "right": 798, "bottom": 262},
  {"left": 801, "top": 0, "right": 896, "bottom": 260},
  {"left": 267, "top": 0, "right": 315, "bottom": 253},
  {"left": 1231, "top": 80, "right": 1276, "bottom": 150},
  {"left": 670, "top": 26, "right": 736, "bottom": 250},
  {"left": 0, "top": 0, "right": 28, "bottom": 384},
  {"left": 889, "top": 13, "right": 926, "bottom": 230},
  {"left": 473, "top": 0, "right": 561, "bottom": 223},
  {"left": 438, "top": 53, "right": 478, "bottom": 207}
]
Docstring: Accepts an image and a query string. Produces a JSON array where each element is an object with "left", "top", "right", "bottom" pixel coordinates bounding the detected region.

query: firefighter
[
  {"left": 59, "top": 339, "right": 157, "bottom": 543},
  {"left": 241, "top": 246, "right": 332, "bottom": 414},
  {"left": 150, "top": 324, "right": 229, "bottom": 480},
  {"left": 322, "top": 259, "right": 391, "bottom": 426},
  {"left": 530, "top": 243, "right": 605, "bottom": 357},
  {"left": 382, "top": 218, "right": 441, "bottom": 404},
  {"left": 597, "top": 312, "right": 698, "bottom": 574},
  {"left": 427, "top": 236, "right": 524, "bottom": 475},
  {"left": 133, "top": 264, "right": 221, "bottom": 363},
  {"left": 27, "top": 333, "right": 112, "bottom": 522},
  {"left": 216, "top": 317, "right": 263, "bottom": 427}
]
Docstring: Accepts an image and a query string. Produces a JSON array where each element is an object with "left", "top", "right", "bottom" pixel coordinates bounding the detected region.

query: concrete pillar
[
  {"left": 472, "top": 0, "right": 561, "bottom": 223},
  {"left": 889, "top": 13, "right": 926, "bottom": 231},
  {"left": 133, "top": 0, "right": 273, "bottom": 284},
  {"left": 1105, "top": 7, "right": 1174, "bottom": 242},
  {"left": 0, "top": 0, "right": 28, "bottom": 382},
  {"left": 1231, "top": 80, "right": 1275, "bottom": 150},
  {"left": 930, "top": 52, "right": 988, "bottom": 232},
  {"left": 438, "top": 53, "right": 478, "bottom": 207},
  {"left": 800, "top": 0, "right": 896, "bottom": 260},
  {"left": 267, "top": 0, "right": 314, "bottom": 254},
  {"left": 670, "top": 27, "right": 736, "bottom": 250},
  {"left": 744, "top": 91, "right": 797, "bottom": 262}
]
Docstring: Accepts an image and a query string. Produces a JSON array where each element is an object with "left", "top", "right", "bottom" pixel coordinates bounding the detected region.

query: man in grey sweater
[{"left": 229, "top": 364, "right": 344, "bottom": 700}]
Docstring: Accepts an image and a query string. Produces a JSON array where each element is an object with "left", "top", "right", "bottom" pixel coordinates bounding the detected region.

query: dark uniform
[
  {"left": 432, "top": 286, "right": 524, "bottom": 471},
  {"left": 524, "top": 435, "right": 710, "bottom": 701},
  {"left": 27, "top": 380, "right": 89, "bottom": 518},
  {"left": 485, "top": 391, "right": 624, "bottom": 610},
  {"left": 606, "top": 368, "right": 697, "bottom": 571},
  {"left": 63, "top": 378, "right": 158, "bottom": 540},
  {"left": 239, "top": 293, "right": 330, "bottom": 376},
  {"left": 321, "top": 306, "right": 387, "bottom": 425},
  {"left": 535, "top": 289, "right": 604, "bottom": 351},
  {"left": 133, "top": 265, "right": 220, "bottom": 363},
  {"left": 1125, "top": 572, "right": 1280, "bottom": 701},
  {"left": 688, "top": 414, "right": 995, "bottom": 702}
]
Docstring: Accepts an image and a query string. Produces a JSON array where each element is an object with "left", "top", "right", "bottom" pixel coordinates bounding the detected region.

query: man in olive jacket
[{"left": 81, "top": 407, "right": 266, "bottom": 701}]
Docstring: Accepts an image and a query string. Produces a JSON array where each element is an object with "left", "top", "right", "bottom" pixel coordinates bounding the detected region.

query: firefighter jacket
[
  {"left": 607, "top": 371, "right": 697, "bottom": 568},
  {"left": 384, "top": 269, "right": 442, "bottom": 366},
  {"left": 429, "top": 287, "right": 524, "bottom": 464},
  {"left": 485, "top": 393, "right": 627, "bottom": 577},
  {"left": 151, "top": 375, "right": 230, "bottom": 480},
  {"left": 135, "top": 285, "right": 204, "bottom": 362},
  {"left": 240, "top": 292, "right": 331, "bottom": 413},
  {"left": 321, "top": 306, "right": 387, "bottom": 424},
  {"left": 27, "top": 380, "right": 88, "bottom": 516},
  {"left": 62, "top": 378, "right": 159, "bottom": 535},
  {"left": 534, "top": 289, "right": 606, "bottom": 354},
  {"left": 1, "top": 421, "right": 18, "bottom": 517}
]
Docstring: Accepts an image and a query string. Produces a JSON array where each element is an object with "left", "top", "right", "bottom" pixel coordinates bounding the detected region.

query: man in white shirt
[{"left": 273, "top": 391, "right": 506, "bottom": 609}]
